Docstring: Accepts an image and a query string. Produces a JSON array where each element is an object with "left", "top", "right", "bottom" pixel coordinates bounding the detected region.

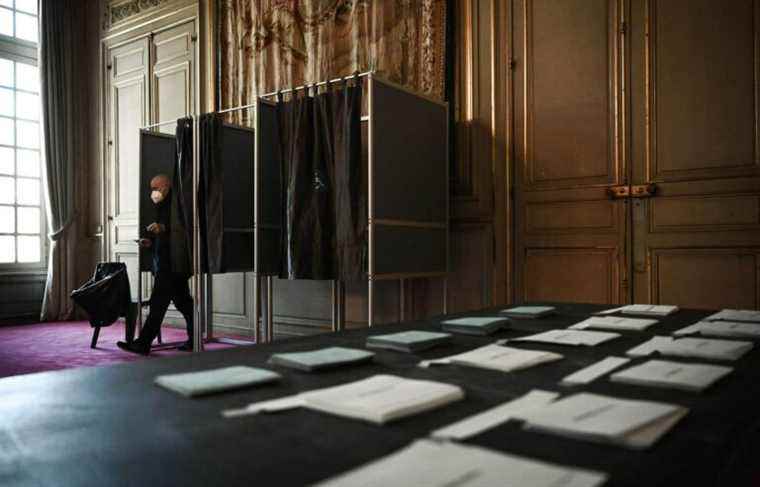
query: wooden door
[
  {"left": 628, "top": 0, "right": 760, "bottom": 309},
  {"left": 513, "top": 0, "right": 628, "bottom": 305},
  {"left": 107, "top": 37, "right": 150, "bottom": 299},
  {"left": 151, "top": 21, "right": 195, "bottom": 132}
]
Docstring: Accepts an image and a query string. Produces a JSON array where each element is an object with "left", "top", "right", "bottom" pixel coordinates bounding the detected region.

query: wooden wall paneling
[
  {"left": 513, "top": 0, "right": 628, "bottom": 305},
  {"left": 630, "top": 0, "right": 760, "bottom": 309}
]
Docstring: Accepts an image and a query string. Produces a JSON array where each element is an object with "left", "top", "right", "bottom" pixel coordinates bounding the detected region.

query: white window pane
[
  {"left": 0, "top": 1, "right": 12, "bottom": 9},
  {"left": 16, "top": 120, "right": 38, "bottom": 148},
  {"left": 0, "top": 235, "right": 14, "bottom": 262},
  {"left": 16, "top": 0, "right": 37, "bottom": 15},
  {"left": 0, "top": 8, "right": 12, "bottom": 37},
  {"left": 16, "top": 177, "right": 37, "bottom": 204},
  {"left": 0, "top": 87, "right": 14, "bottom": 117},
  {"left": 16, "top": 149, "right": 37, "bottom": 176},
  {"left": 17, "top": 206, "right": 38, "bottom": 233},
  {"left": 16, "top": 91, "right": 38, "bottom": 120},
  {"left": 15, "top": 63, "right": 37, "bottom": 93},
  {"left": 0, "top": 176, "right": 13, "bottom": 203},
  {"left": 0, "top": 205, "right": 13, "bottom": 233},
  {"left": 0, "top": 58, "right": 12, "bottom": 88},
  {"left": 17, "top": 235, "right": 39, "bottom": 262},
  {"left": 15, "top": 12, "right": 37, "bottom": 43},
  {"left": 0, "top": 147, "right": 12, "bottom": 175},
  {"left": 0, "top": 117, "right": 13, "bottom": 146}
]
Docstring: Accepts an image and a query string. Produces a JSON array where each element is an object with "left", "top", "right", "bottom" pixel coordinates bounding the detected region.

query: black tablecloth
[{"left": 1, "top": 303, "right": 759, "bottom": 486}]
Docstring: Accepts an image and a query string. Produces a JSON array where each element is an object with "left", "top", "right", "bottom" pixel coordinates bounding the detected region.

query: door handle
[
  {"left": 630, "top": 183, "right": 657, "bottom": 198},
  {"left": 607, "top": 183, "right": 657, "bottom": 200},
  {"left": 606, "top": 185, "right": 630, "bottom": 199}
]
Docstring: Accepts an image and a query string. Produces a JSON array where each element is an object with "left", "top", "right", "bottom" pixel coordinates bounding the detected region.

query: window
[{"left": 0, "top": 0, "right": 43, "bottom": 267}]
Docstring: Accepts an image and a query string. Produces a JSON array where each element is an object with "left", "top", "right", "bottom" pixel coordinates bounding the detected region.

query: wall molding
[{"left": 104, "top": 0, "right": 173, "bottom": 31}]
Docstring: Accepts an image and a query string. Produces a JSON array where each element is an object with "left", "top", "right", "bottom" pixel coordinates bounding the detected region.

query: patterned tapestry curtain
[{"left": 219, "top": 0, "right": 447, "bottom": 108}]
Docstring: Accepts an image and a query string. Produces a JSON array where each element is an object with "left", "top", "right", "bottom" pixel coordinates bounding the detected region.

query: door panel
[
  {"left": 151, "top": 21, "right": 194, "bottom": 133},
  {"left": 513, "top": 0, "right": 627, "bottom": 305},
  {"left": 107, "top": 38, "right": 149, "bottom": 295},
  {"left": 630, "top": 0, "right": 760, "bottom": 309}
]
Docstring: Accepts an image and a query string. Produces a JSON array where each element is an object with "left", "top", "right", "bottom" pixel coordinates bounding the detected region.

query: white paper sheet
[
  {"left": 610, "top": 359, "right": 733, "bottom": 392},
  {"left": 703, "top": 309, "right": 760, "bottom": 324},
  {"left": 512, "top": 329, "right": 620, "bottom": 346},
  {"left": 594, "top": 305, "right": 678, "bottom": 317},
  {"left": 570, "top": 316, "right": 658, "bottom": 332},
  {"left": 222, "top": 394, "right": 305, "bottom": 418},
  {"left": 561, "top": 357, "right": 631, "bottom": 386},
  {"left": 627, "top": 336, "right": 753, "bottom": 361},
  {"left": 517, "top": 392, "right": 688, "bottom": 449},
  {"left": 313, "top": 439, "right": 608, "bottom": 487},
  {"left": 431, "top": 390, "right": 560, "bottom": 440},
  {"left": 673, "top": 320, "right": 760, "bottom": 339},
  {"left": 301, "top": 375, "right": 464, "bottom": 424},
  {"left": 420, "top": 344, "right": 563, "bottom": 373}
]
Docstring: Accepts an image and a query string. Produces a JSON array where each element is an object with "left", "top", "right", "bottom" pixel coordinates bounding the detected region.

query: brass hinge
[
  {"left": 509, "top": 59, "right": 516, "bottom": 70},
  {"left": 191, "top": 33, "right": 198, "bottom": 43},
  {"left": 620, "top": 21, "right": 627, "bottom": 35}
]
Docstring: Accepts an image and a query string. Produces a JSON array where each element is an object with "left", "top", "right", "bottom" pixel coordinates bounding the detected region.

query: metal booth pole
[{"left": 192, "top": 115, "right": 204, "bottom": 352}]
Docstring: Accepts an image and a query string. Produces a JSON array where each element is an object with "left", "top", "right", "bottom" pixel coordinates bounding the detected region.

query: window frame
[{"left": 0, "top": 1, "right": 47, "bottom": 272}]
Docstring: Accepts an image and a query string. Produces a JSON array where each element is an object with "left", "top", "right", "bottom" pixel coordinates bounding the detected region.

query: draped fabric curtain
[
  {"left": 219, "top": 0, "right": 447, "bottom": 107},
  {"left": 278, "top": 81, "right": 363, "bottom": 280},
  {"left": 39, "top": 0, "right": 89, "bottom": 321}
]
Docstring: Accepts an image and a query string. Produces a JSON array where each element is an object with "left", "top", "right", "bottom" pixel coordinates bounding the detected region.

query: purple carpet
[{"left": 0, "top": 320, "right": 249, "bottom": 378}]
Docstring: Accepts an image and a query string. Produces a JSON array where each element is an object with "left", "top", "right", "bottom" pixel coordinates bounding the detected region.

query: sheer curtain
[{"left": 39, "top": 0, "right": 92, "bottom": 320}]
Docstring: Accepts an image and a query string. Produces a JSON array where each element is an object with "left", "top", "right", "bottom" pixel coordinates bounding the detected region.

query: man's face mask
[{"left": 150, "top": 190, "right": 164, "bottom": 204}]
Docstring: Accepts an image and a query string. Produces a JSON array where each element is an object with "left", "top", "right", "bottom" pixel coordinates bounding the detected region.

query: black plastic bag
[{"left": 71, "top": 263, "right": 133, "bottom": 328}]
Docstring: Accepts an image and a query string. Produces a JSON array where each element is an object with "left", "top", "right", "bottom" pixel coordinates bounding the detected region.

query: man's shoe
[
  {"left": 177, "top": 341, "right": 193, "bottom": 351},
  {"left": 117, "top": 341, "right": 150, "bottom": 356}
]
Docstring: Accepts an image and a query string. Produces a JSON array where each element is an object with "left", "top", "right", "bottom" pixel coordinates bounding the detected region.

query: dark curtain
[
  {"left": 199, "top": 114, "right": 225, "bottom": 273},
  {"left": 172, "top": 118, "right": 194, "bottom": 277},
  {"left": 278, "top": 81, "right": 363, "bottom": 280},
  {"left": 329, "top": 81, "right": 365, "bottom": 282},
  {"left": 39, "top": 0, "right": 87, "bottom": 320}
]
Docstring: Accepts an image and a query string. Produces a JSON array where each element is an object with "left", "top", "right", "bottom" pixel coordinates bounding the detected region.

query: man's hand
[
  {"left": 146, "top": 223, "right": 166, "bottom": 234},
  {"left": 138, "top": 238, "right": 152, "bottom": 248}
]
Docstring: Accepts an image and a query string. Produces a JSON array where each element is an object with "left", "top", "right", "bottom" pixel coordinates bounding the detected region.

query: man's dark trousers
[{"left": 137, "top": 271, "right": 193, "bottom": 347}]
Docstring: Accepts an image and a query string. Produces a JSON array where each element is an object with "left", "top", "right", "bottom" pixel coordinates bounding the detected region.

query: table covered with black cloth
[{"left": 1, "top": 303, "right": 759, "bottom": 486}]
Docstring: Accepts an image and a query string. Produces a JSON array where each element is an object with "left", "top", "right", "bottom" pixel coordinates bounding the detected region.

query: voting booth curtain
[{"left": 278, "top": 81, "right": 365, "bottom": 281}]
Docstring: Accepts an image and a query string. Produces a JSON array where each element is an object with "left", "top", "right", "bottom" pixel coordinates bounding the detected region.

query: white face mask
[{"left": 150, "top": 190, "right": 164, "bottom": 204}]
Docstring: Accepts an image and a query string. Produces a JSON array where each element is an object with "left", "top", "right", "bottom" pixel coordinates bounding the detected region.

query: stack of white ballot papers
[
  {"left": 154, "top": 366, "right": 281, "bottom": 397},
  {"left": 703, "top": 309, "right": 760, "bottom": 323},
  {"left": 596, "top": 304, "right": 679, "bottom": 317},
  {"left": 223, "top": 375, "right": 464, "bottom": 425},
  {"left": 517, "top": 392, "right": 688, "bottom": 449},
  {"left": 268, "top": 347, "right": 374, "bottom": 372},
  {"left": 674, "top": 321, "right": 760, "bottom": 339},
  {"left": 420, "top": 344, "right": 563, "bottom": 372},
  {"left": 610, "top": 359, "right": 733, "bottom": 392},
  {"left": 500, "top": 306, "right": 556, "bottom": 318},
  {"left": 570, "top": 316, "right": 658, "bottom": 332},
  {"left": 440, "top": 317, "right": 509, "bottom": 336},
  {"left": 627, "top": 336, "right": 753, "bottom": 361},
  {"left": 366, "top": 330, "right": 452, "bottom": 353},
  {"left": 314, "top": 439, "right": 608, "bottom": 487},
  {"left": 511, "top": 329, "right": 620, "bottom": 346}
]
